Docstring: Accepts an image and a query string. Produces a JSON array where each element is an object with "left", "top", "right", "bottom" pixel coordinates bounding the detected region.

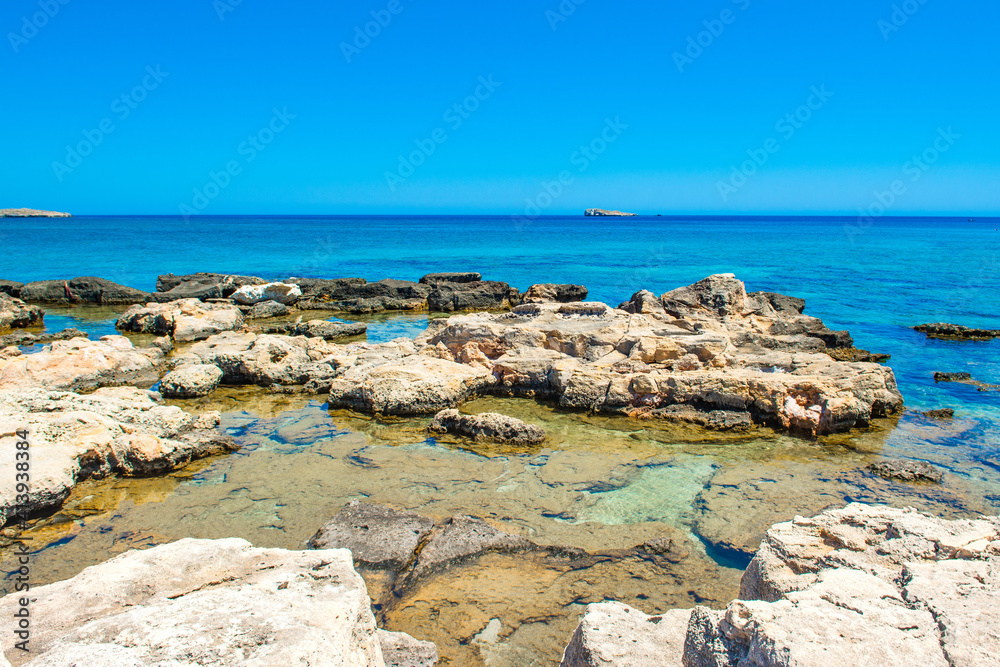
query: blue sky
[{"left": 1, "top": 0, "right": 997, "bottom": 215}]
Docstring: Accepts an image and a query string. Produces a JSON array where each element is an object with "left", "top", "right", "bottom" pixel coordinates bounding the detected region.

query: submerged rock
[
  {"left": 117, "top": 298, "right": 245, "bottom": 342},
  {"left": 158, "top": 364, "right": 224, "bottom": 398},
  {"left": 0, "top": 538, "right": 425, "bottom": 666},
  {"left": 0, "top": 386, "right": 233, "bottom": 527},
  {"left": 914, "top": 322, "right": 1000, "bottom": 340},
  {"left": 920, "top": 408, "right": 955, "bottom": 419},
  {"left": 0, "top": 336, "right": 162, "bottom": 392},
  {"left": 868, "top": 458, "right": 944, "bottom": 483},
  {"left": 934, "top": 371, "right": 1000, "bottom": 392},
  {"left": 0, "top": 294, "right": 42, "bottom": 330},
  {"left": 561, "top": 504, "right": 1000, "bottom": 667},
  {"left": 309, "top": 502, "right": 436, "bottom": 570},
  {"left": 428, "top": 408, "right": 546, "bottom": 445}
]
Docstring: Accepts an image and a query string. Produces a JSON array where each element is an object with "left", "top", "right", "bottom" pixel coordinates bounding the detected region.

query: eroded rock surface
[
  {"left": 156, "top": 272, "right": 265, "bottom": 296},
  {"left": 868, "top": 458, "right": 944, "bottom": 483},
  {"left": 0, "top": 387, "right": 233, "bottom": 526},
  {"left": 19, "top": 277, "right": 154, "bottom": 305},
  {"left": 560, "top": 602, "right": 689, "bottom": 666},
  {"left": 117, "top": 298, "right": 246, "bottom": 342},
  {"left": 0, "top": 538, "right": 426, "bottom": 666},
  {"left": 562, "top": 504, "right": 1000, "bottom": 667},
  {"left": 158, "top": 364, "right": 224, "bottom": 398},
  {"left": 231, "top": 281, "right": 302, "bottom": 305},
  {"left": 309, "top": 501, "right": 435, "bottom": 570},
  {"left": 0, "top": 294, "right": 42, "bottom": 330},
  {"left": 0, "top": 336, "right": 162, "bottom": 392},
  {"left": 428, "top": 408, "right": 546, "bottom": 445},
  {"left": 914, "top": 322, "right": 1000, "bottom": 340}
]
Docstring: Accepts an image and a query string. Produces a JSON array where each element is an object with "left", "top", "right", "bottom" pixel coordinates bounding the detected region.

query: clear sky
[{"left": 1, "top": 0, "right": 998, "bottom": 215}]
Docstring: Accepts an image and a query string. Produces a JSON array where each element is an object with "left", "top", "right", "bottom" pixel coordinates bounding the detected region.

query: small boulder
[
  {"left": 294, "top": 319, "right": 367, "bottom": 340},
  {"left": 920, "top": 408, "right": 955, "bottom": 419},
  {"left": 159, "top": 364, "right": 224, "bottom": 398},
  {"left": 428, "top": 409, "right": 546, "bottom": 445},
  {"left": 0, "top": 294, "right": 43, "bottom": 330},
  {"left": 244, "top": 300, "right": 290, "bottom": 319},
  {"left": 521, "top": 283, "right": 588, "bottom": 304},
  {"left": 379, "top": 630, "right": 439, "bottom": 667},
  {"left": 231, "top": 282, "right": 302, "bottom": 305}
]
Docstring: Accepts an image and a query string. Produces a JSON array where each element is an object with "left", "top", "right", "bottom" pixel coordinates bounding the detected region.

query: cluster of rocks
[
  {"left": 934, "top": 371, "right": 1000, "bottom": 392},
  {"left": 915, "top": 322, "right": 1000, "bottom": 341},
  {"left": 561, "top": 503, "right": 1000, "bottom": 666}
]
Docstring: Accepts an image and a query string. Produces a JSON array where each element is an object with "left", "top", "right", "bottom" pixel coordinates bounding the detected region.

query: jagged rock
[
  {"left": 159, "top": 278, "right": 224, "bottom": 300},
  {"left": 182, "top": 331, "right": 340, "bottom": 387},
  {"left": 308, "top": 501, "right": 435, "bottom": 570},
  {"left": 156, "top": 272, "right": 265, "bottom": 296},
  {"left": 748, "top": 291, "right": 805, "bottom": 315},
  {"left": 0, "top": 280, "right": 23, "bottom": 298},
  {"left": 419, "top": 272, "right": 482, "bottom": 285},
  {"left": 379, "top": 630, "right": 439, "bottom": 667},
  {"left": 868, "top": 458, "right": 944, "bottom": 483},
  {"left": 427, "top": 280, "right": 520, "bottom": 312},
  {"left": 0, "top": 328, "right": 86, "bottom": 347},
  {"left": 243, "top": 299, "right": 290, "bottom": 319},
  {"left": 560, "top": 602, "right": 689, "bottom": 666},
  {"left": 826, "top": 347, "right": 891, "bottom": 362},
  {"left": 293, "top": 319, "right": 368, "bottom": 340},
  {"left": 920, "top": 408, "right": 954, "bottom": 419},
  {"left": 914, "top": 322, "right": 1000, "bottom": 340},
  {"left": 561, "top": 504, "right": 1000, "bottom": 667},
  {"left": 0, "top": 294, "right": 43, "bottom": 330},
  {"left": 328, "top": 354, "right": 495, "bottom": 414},
  {"left": 0, "top": 538, "right": 422, "bottom": 666},
  {"left": 158, "top": 364, "right": 224, "bottom": 398},
  {"left": 0, "top": 336, "right": 162, "bottom": 392},
  {"left": 521, "top": 283, "right": 588, "bottom": 304},
  {"left": 231, "top": 281, "right": 302, "bottom": 305},
  {"left": 19, "top": 277, "right": 153, "bottom": 305},
  {"left": 617, "top": 290, "right": 665, "bottom": 314},
  {"left": 0, "top": 387, "right": 233, "bottom": 527},
  {"left": 116, "top": 298, "right": 245, "bottom": 342},
  {"left": 428, "top": 408, "right": 546, "bottom": 445}
]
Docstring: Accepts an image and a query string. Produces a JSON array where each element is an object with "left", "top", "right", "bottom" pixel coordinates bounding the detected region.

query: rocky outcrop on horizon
[
  {"left": 0, "top": 208, "right": 70, "bottom": 217},
  {"left": 584, "top": 208, "right": 637, "bottom": 216},
  {"left": 0, "top": 538, "right": 436, "bottom": 666},
  {"left": 561, "top": 503, "right": 1000, "bottom": 667}
]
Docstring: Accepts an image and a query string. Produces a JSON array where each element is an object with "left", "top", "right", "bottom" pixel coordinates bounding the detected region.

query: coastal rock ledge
[
  {"left": 0, "top": 538, "right": 437, "bottom": 666},
  {"left": 560, "top": 502, "right": 1000, "bottom": 667}
]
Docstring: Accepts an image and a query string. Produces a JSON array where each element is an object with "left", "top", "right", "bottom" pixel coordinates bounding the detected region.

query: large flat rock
[
  {"left": 117, "top": 298, "right": 246, "bottom": 342},
  {"left": 0, "top": 336, "right": 162, "bottom": 392}
]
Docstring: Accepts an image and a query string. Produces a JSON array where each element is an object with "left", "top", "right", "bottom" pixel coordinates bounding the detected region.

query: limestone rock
[
  {"left": 158, "top": 364, "right": 224, "bottom": 398},
  {"left": 116, "top": 298, "right": 245, "bottom": 342},
  {"left": 419, "top": 272, "right": 482, "bottom": 285},
  {"left": 185, "top": 331, "right": 339, "bottom": 387},
  {"left": 0, "top": 328, "right": 86, "bottom": 347},
  {"left": 156, "top": 272, "right": 265, "bottom": 296},
  {"left": 428, "top": 408, "right": 546, "bottom": 445},
  {"left": 521, "top": 283, "right": 589, "bottom": 304},
  {"left": 243, "top": 299, "right": 290, "bottom": 319},
  {"left": 0, "top": 294, "right": 42, "bottom": 330},
  {"left": 308, "top": 501, "right": 435, "bottom": 570},
  {"left": 379, "top": 630, "right": 439, "bottom": 667},
  {"left": 231, "top": 281, "right": 302, "bottom": 305},
  {"left": 293, "top": 319, "right": 368, "bottom": 340},
  {"left": 560, "top": 602, "right": 690, "bottom": 666},
  {"left": 0, "top": 387, "right": 234, "bottom": 526},
  {"left": 0, "top": 538, "right": 412, "bottom": 666},
  {"left": 427, "top": 280, "right": 520, "bottom": 312},
  {"left": 0, "top": 336, "right": 161, "bottom": 392}
]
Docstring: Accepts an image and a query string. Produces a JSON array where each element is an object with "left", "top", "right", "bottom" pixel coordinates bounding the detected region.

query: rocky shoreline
[{"left": 5, "top": 270, "right": 989, "bottom": 666}]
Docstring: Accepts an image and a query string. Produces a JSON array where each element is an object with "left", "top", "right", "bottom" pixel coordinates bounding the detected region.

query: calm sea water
[{"left": 3, "top": 215, "right": 998, "bottom": 415}]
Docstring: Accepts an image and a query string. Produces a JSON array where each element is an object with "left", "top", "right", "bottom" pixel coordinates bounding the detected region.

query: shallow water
[{"left": 3, "top": 215, "right": 999, "bottom": 664}]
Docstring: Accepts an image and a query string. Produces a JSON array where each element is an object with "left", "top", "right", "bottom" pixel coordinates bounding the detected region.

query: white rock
[{"left": 231, "top": 282, "right": 302, "bottom": 305}]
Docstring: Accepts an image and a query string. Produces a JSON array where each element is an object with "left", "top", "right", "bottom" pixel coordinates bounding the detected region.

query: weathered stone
[
  {"left": 156, "top": 272, "right": 265, "bottom": 295},
  {"left": 159, "top": 278, "right": 224, "bottom": 300},
  {"left": 158, "top": 364, "right": 224, "bottom": 398},
  {"left": 921, "top": 408, "right": 955, "bottom": 419},
  {"left": 0, "top": 336, "right": 161, "bottom": 392},
  {"left": 560, "top": 602, "right": 689, "bottom": 667},
  {"left": 308, "top": 501, "right": 435, "bottom": 570},
  {"left": 934, "top": 371, "right": 1000, "bottom": 392},
  {"left": 521, "top": 283, "right": 588, "bottom": 304},
  {"left": 408, "top": 515, "right": 536, "bottom": 582},
  {"left": 427, "top": 281, "right": 520, "bottom": 312},
  {"left": 914, "top": 322, "right": 1000, "bottom": 340},
  {"left": 0, "top": 328, "right": 86, "bottom": 347},
  {"left": 0, "top": 280, "right": 23, "bottom": 298},
  {"left": 0, "top": 294, "right": 43, "bottom": 330},
  {"left": 185, "top": 331, "right": 340, "bottom": 387},
  {"left": 116, "top": 298, "right": 245, "bottom": 342},
  {"left": 231, "top": 281, "right": 302, "bottom": 305},
  {"left": 419, "top": 272, "right": 482, "bottom": 285},
  {"left": 428, "top": 408, "right": 546, "bottom": 445},
  {"left": 617, "top": 290, "right": 666, "bottom": 314},
  {"left": 0, "top": 538, "right": 411, "bottom": 666},
  {"left": 19, "top": 277, "right": 153, "bottom": 305},
  {"left": 243, "top": 299, "right": 290, "bottom": 319},
  {"left": 868, "top": 458, "right": 944, "bottom": 483},
  {"left": 0, "top": 387, "right": 233, "bottom": 527},
  {"left": 379, "top": 630, "right": 439, "bottom": 667},
  {"left": 748, "top": 291, "right": 806, "bottom": 315},
  {"left": 293, "top": 319, "right": 368, "bottom": 340}
]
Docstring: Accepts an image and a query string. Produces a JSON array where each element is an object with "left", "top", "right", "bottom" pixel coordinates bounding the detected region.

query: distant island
[
  {"left": 584, "top": 208, "right": 637, "bottom": 217},
  {"left": 0, "top": 208, "right": 72, "bottom": 217}
]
